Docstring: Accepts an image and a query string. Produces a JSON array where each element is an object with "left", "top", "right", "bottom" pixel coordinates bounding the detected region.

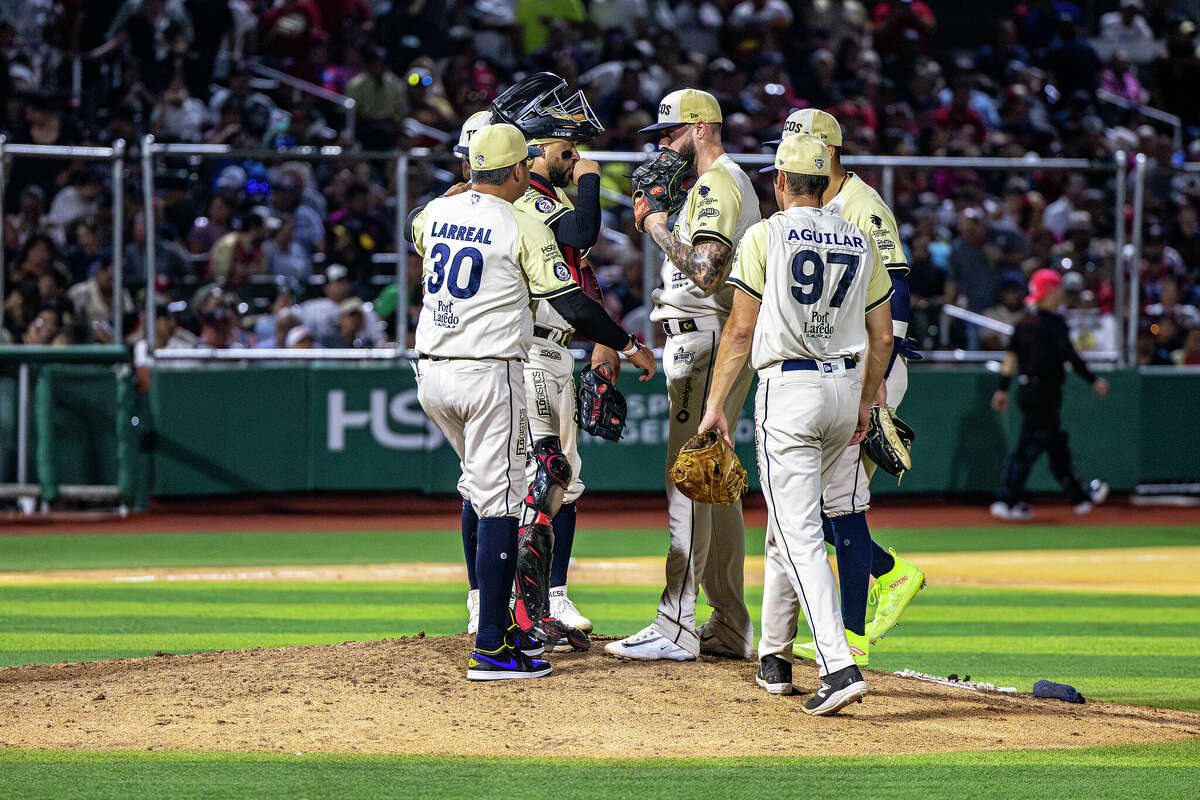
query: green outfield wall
[{"left": 3, "top": 363, "right": 1196, "bottom": 502}]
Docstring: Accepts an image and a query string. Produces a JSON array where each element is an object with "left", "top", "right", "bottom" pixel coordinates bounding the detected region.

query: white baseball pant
[
  {"left": 652, "top": 317, "right": 756, "bottom": 658},
  {"left": 417, "top": 358, "right": 526, "bottom": 519},
  {"left": 755, "top": 361, "right": 860, "bottom": 676}
]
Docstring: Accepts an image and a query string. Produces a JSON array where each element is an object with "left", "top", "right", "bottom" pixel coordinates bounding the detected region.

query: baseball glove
[
  {"left": 669, "top": 431, "right": 748, "bottom": 506},
  {"left": 861, "top": 406, "right": 916, "bottom": 479},
  {"left": 577, "top": 363, "right": 627, "bottom": 440},
  {"left": 630, "top": 149, "right": 693, "bottom": 231}
]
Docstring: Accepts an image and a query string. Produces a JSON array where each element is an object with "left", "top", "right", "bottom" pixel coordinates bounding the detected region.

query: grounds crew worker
[
  {"left": 697, "top": 134, "right": 894, "bottom": 715},
  {"left": 410, "top": 123, "right": 654, "bottom": 681},
  {"left": 605, "top": 88, "right": 762, "bottom": 663},
  {"left": 989, "top": 268, "right": 1109, "bottom": 521}
]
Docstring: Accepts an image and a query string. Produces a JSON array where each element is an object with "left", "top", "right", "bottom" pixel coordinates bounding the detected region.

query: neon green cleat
[
  {"left": 866, "top": 548, "right": 925, "bottom": 643},
  {"left": 792, "top": 630, "right": 869, "bottom": 667}
]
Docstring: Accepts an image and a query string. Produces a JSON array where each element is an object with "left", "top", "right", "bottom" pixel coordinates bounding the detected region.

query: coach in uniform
[
  {"left": 410, "top": 123, "right": 654, "bottom": 680},
  {"left": 773, "top": 110, "right": 926, "bottom": 668},
  {"left": 697, "top": 134, "right": 894, "bottom": 715},
  {"left": 989, "top": 268, "right": 1109, "bottom": 521},
  {"left": 605, "top": 89, "right": 762, "bottom": 663}
]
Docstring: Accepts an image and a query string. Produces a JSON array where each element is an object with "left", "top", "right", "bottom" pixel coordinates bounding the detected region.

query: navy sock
[
  {"left": 461, "top": 500, "right": 479, "bottom": 591},
  {"left": 870, "top": 541, "right": 895, "bottom": 579},
  {"left": 474, "top": 517, "right": 518, "bottom": 652},
  {"left": 549, "top": 502, "right": 576, "bottom": 588},
  {"left": 830, "top": 512, "right": 872, "bottom": 636}
]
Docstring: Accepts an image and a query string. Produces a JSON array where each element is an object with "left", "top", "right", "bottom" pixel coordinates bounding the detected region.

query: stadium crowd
[{"left": 2, "top": 0, "right": 1200, "bottom": 365}]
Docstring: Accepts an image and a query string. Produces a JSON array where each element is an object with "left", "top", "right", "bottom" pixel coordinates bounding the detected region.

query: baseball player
[
  {"left": 770, "top": 110, "right": 926, "bottom": 668},
  {"left": 696, "top": 134, "right": 895, "bottom": 714},
  {"left": 605, "top": 88, "right": 761, "bottom": 662},
  {"left": 410, "top": 123, "right": 655, "bottom": 680},
  {"left": 498, "top": 73, "right": 614, "bottom": 641}
]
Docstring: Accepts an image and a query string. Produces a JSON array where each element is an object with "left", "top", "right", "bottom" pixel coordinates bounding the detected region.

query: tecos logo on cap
[
  {"left": 659, "top": 103, "right": 672, "bottom": 117},
  {"left": 783, "top": 120, "right": 805, "bottom": 133}
]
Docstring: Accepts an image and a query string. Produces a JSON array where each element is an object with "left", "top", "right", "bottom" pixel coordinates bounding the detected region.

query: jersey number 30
[
  {"left": 790, "top": 249, "right": 860, "bottom": 308},
  {"left": 426, "top": 243, "right": 483, "bottom": 299}
]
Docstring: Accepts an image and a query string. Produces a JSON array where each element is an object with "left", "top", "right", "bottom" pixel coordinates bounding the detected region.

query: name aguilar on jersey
[{"left": 789, "top": 228, "right": 865, "bottom": 248}]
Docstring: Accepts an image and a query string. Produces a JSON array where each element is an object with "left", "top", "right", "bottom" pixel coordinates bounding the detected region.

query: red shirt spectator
[
  {"left": 310, "top": 0, "right": 371, "bottom": 45},
  {"left": 261, "top": 0, "right": 325, "bottom": 63},
  {"left": 929, "top": 81, "right": 988, "bottom": 142}
]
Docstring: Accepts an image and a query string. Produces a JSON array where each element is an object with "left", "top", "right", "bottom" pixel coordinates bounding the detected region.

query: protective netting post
[
  {"left": 33, "top": 366, "right": 57, "bottom": 505},
  {"left": 115, "top": 363, "right": 136, "bottom": 504}
]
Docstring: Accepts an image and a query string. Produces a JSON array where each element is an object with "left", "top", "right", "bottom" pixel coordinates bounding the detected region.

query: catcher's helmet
[{"left": 491, "top": 72, "right": 604, "bottom": 143}]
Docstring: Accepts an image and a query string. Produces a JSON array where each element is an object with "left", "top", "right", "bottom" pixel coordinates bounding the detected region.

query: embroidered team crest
[
  {"left": 814, "top": 157, "right": 825, "bottom": 171},
  {"left": 870, "top": 213, "right": 883, "bottom": 228},
  {"left": 699, "top": 185, "right": 710, "bottom": 197},
  {"left": 535, "top": 197, "right": 555, "bottom": 213},
  {"left": 475, "top": 154, "right": 485, "bottom": 167},
  {"left": 553, "top": 261, "right": 570, "bottom": 281},
  {"left": 470, "top": 193, "right": 480, "bottom": 205}
]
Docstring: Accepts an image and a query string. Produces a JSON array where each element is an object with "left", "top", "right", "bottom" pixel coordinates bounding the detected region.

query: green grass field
[{"left": 2, "top": 522, "right": 1198, "bottom": 798}]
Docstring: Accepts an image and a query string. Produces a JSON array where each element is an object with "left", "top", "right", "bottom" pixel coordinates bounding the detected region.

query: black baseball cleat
[
  {"left": 466, "top": 644, "right": 552, "bottom": 681},
  {"left": 505, "top": 610, "right": 545, "bottom": 657},
  {"left": 802, "top": 664, "right": 868, "bottom": 716},
  {"left": 755, "top": 655, "right": 793, "bottom": 695},
  {"left": 532, "top": 616, "right": 591, "bottom": 652}
]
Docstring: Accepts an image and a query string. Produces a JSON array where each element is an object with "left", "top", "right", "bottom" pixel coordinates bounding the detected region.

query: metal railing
[
  {"left": 1097, "top": 89, "right": 1183, "bottom": 152},
  {"left": 251, "top": 64, "right": 358, "bottom": 144}
]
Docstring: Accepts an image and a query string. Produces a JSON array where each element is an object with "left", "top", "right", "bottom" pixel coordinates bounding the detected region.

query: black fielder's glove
[
  {"left": 630, "top": 149, "right": 693, "bottom": 231},
  {"left": 862, "top": 406, "right": 916, "bottom": 479},
  {"left": 577, "top": 363, "right": 627, "bottom": 440}
]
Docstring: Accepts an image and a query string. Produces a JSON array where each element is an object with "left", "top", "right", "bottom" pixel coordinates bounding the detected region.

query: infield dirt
[{"left": 2, "top": 635, "right": 1198, "bottom": 758}]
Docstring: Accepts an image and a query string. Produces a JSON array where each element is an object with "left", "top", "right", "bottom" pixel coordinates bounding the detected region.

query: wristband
[
  {"left": 892, "top": 320, "right": 908, "bottom": 338},
  {"left": 998, "top": 375, "right": 1012, "bottom": 391},
  {"left": 620, "top": 337, "right": 639, "bottom": 357}
]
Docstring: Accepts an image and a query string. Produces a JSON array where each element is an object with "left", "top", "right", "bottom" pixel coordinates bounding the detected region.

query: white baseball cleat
[
  {"left": 1075, "top": 479, "right": 1109, "bottom": 515},
  {"left": 990, "top": 501, "right": 1032, "bottom": 521},
  {"left": 549, "top": 586, "right": 592, "bottom": 632},
  {"left": 603, "top": 625, "right": 695, "bottom": 661},
  {"left": 467, "top": 588, "right": 479, "bottom": 635}
]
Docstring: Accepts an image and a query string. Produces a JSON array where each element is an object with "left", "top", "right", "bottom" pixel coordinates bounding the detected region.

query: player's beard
[
  {"left": 673, "top": 137, "right": 696, "bottom": 164},
  {"left": 548, "top": 158, "right": 574, "bottom": 188}
]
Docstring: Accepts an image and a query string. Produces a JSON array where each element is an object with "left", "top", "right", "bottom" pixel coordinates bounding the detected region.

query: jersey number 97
[
  {"left": 790, "top": 249, "right": 860, "bottom": 308},
  {"left": 427, "top": 243, "right": 484, "bottom": 299}
]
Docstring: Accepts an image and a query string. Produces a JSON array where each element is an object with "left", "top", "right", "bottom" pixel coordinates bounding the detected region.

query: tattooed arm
[{"left": 644, "top": 215, "right": 733, "bottom": 292}]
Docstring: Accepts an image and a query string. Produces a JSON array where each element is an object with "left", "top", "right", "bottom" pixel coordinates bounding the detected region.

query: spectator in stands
[
  {"left": 266, "top": 213, "right": 311, "bottom": 281},
  {"left": 327, "top": 297, "right": 372, "bottom": 348},
  {"left": 1100, "top": 51, "right": 1149, "bottom": 104},
  {"left": 186, "top": 195, "right": 235, "bottom": 255},
  {"left": 1167, "top": 202, "right": 1200, "bottom": 280},
  {"left": 46, "top": 168, "right": 104, "bottom": 246},
  {"left": 21, "top": 307, "right": 64, "bottom": 345},
  {"left": 151, "top": 77, "right": 210, "bottom": 142},
  {"left": 298, "top": 263, "right": 365, "bottom": 345},
  {"left": 1098, "top": 0, "right": 1157, "bottom": 64},
  {"left": 1133, "top": 224, "right": 1187, "bottom": 305},
  {"left": 209, "top": 210, "right": 274, "bottom": 288},
  {"left": 97, "top": 0, "right": 194, "bottom": 92},
  {"left": 929, "top": 77, "right": 988, "bottom": 143},
  {"left": 4, "top": 186, "right": 50, "bottom": 252},
  {"left": 207, "top": 61, "right": 279, "bottom": 138},
  {"left": 947, "top": 207, "right": 1002, "bottom": 347},
  {"left": 976, "top": 20, "right": 1029, "bottom": 83},
  {"left": 1045, "top": 13, "right": 1101, "bottom": 98},
  {"left": 260, "top": 0, "right": 325, "bottom": 64},
  {"left": 1061, "top": 270, "right": 1118, "bottom": 354},
  {"left": 66, "top": 256, "right": 136, "bottom": 343},
  {"left": 64, "top": 218, "right": 106, "bottom": 283},
  {"left": 326, "top": 182, "right": 388, "bottom": 283},
  {"left": 1042, "top": 173, "right": 1086, "bottom": 237},
  {"left": 345, "top": 46, "right": 408, "bottom": 150},
  {"left": 1179, "top": 327, "right": 1200, "bottom": 365},
  {"left": 267, "top": 174, "right": 324, "bottom": 257},
  {"left": 285, "top": 324, "right": 315, "bottom": 348},
  {"left": 982, "top": 271, "right": 1029, "bottom": 350},
  {"left": 125, "top": 211, "right": 192, "bottom": 287}
]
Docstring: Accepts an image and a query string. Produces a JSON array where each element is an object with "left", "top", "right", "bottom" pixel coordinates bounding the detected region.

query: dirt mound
[{"left": 2, "top": 636, "right": 1197, "bottom": 758}]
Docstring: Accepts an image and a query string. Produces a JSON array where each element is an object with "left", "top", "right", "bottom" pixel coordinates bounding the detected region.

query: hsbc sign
[{"left": 326, "top": 388, "right": 444, "bottom": 451}]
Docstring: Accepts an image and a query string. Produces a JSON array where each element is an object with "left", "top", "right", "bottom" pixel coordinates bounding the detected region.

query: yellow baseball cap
[
  {"left": 760, "top": 134, "right": 831, "bottom": 176},
  {"left": 639, "top": 88, "right": 723, "bottom": 132},
  {"left": 766, "top": 108, "right": 843, "bottom": 146},
  {"left": 468, "top": 123, "right": 543, "bottom": 170},
  {"left": 454, "top": 110, "right": 493, "bottom": 156}
]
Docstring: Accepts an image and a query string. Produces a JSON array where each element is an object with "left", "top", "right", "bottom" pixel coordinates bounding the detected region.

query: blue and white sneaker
[
  {"left": 603, "top": 624, "right": 695, "bottom": 661},
  {"left": 467, "top": 644, "right": 552, "bottom": 681}
]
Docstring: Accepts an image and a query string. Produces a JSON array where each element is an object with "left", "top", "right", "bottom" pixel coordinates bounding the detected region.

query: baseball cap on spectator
[
  {"left": 250, "top": 205, "right": 282, "bottom": 232},
  {"left": 1027, "top": 269, "right": 1062, "bottom": 305},
  {"left": 638, "top": 89, "right": 723, "bottom": 132},
  {"left": 454, "top": 110, "right": 494, "bottom": 157},
  {"left": 285, "top": 325, "right": 314, "bottom": 348},
  {"left": 761, "top": 134, "right": 831, "bottom": 175},
  {"left": 1000, "top": 271, "right": 1026, "bottom": 291},
  {"left": 339, "top": 298, "right": 365, "bottom": 316},
  {"left": 767, "top": 108, "right": 842, "bottom": 146},
  {"left": 468, "top": 123, "right": 542, "bottom": 170},
  {"left": 1062, "top": 271, "right": 1086, "bottom": 294},
  {"left": 217, "top": 165, "right": 247, "bottom": 194},
  {"left": 326, "top": 264, "right": 349, "bottom": 282},
  {"left": 1066, "top": 210, "right": 1093, "bottom": 233}
]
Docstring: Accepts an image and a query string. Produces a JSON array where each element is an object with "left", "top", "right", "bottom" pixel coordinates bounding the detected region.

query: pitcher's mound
[{"left": 2, "top": 635, "right": 1198, "bottom": 757}]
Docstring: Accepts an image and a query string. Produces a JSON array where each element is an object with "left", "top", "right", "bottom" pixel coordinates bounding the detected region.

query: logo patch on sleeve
[
  {"left": 535, "top": 197, "right": 556, "bottom": 214},
  {"left": 554, "top": 261, "right": 571, "bottom": 281},
  {"left": 698, "top": 185, "right": 710, "bottom": 197}
]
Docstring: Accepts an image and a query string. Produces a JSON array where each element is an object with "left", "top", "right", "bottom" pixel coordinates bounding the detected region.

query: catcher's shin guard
[{"left": 513, "top": 437, "right": 572, "bottom": 629}]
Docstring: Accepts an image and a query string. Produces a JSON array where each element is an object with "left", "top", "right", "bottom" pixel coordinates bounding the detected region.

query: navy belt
[
  {"left": 533, "top": 326, "right": 572, "bottom": 347},
  {"left": 781, "top": 357, "right": 857, "bottom": 372}
]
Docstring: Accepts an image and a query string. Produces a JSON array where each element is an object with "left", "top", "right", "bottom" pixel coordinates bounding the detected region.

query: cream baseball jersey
[
  {"left": 650, "top": 153, "right": 761, "bottom": 321},
  {"left": 411, "top": 191, "right": 578, "bottom": 359},
  {"left": 823, "top": 173, "right": 907, "bottom": 275},
  {"left": 513, "top": 178, "right": 588, "bottom": 332},
  {"left": 728, "top": 206, "right": 893, "bottom": 369}
]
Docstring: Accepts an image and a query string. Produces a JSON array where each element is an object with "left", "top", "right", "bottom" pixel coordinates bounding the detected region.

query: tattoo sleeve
[{"left": 647, "top": 222, "right": 732, "bottom": 291}]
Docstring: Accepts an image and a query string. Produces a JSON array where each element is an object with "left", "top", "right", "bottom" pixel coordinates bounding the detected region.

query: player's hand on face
[
  {"left": 1093, "top": 378, "right": 1109, "bottom": 399},
  {"left": 442, "top": 182, "right": 470, "bottom": 197},
  {"left": 627, "top": 341, "right": 656, "bottom": 381},
  {"left": 698, "top": 407, "right": 731, "bottom": 447},
  {"left": 991, "top": 390, "right": 1009, "bottom": 413},
  {"left": 849, "top": 402, "right": 871, "bottom": 446},
  {"left": 573, "top": 158, "right": 601, "bottom": 180}
]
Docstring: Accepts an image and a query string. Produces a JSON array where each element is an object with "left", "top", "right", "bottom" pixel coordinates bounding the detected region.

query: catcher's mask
[{"left": 492, "top": 72, "right": 604, "bottom": 143}]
